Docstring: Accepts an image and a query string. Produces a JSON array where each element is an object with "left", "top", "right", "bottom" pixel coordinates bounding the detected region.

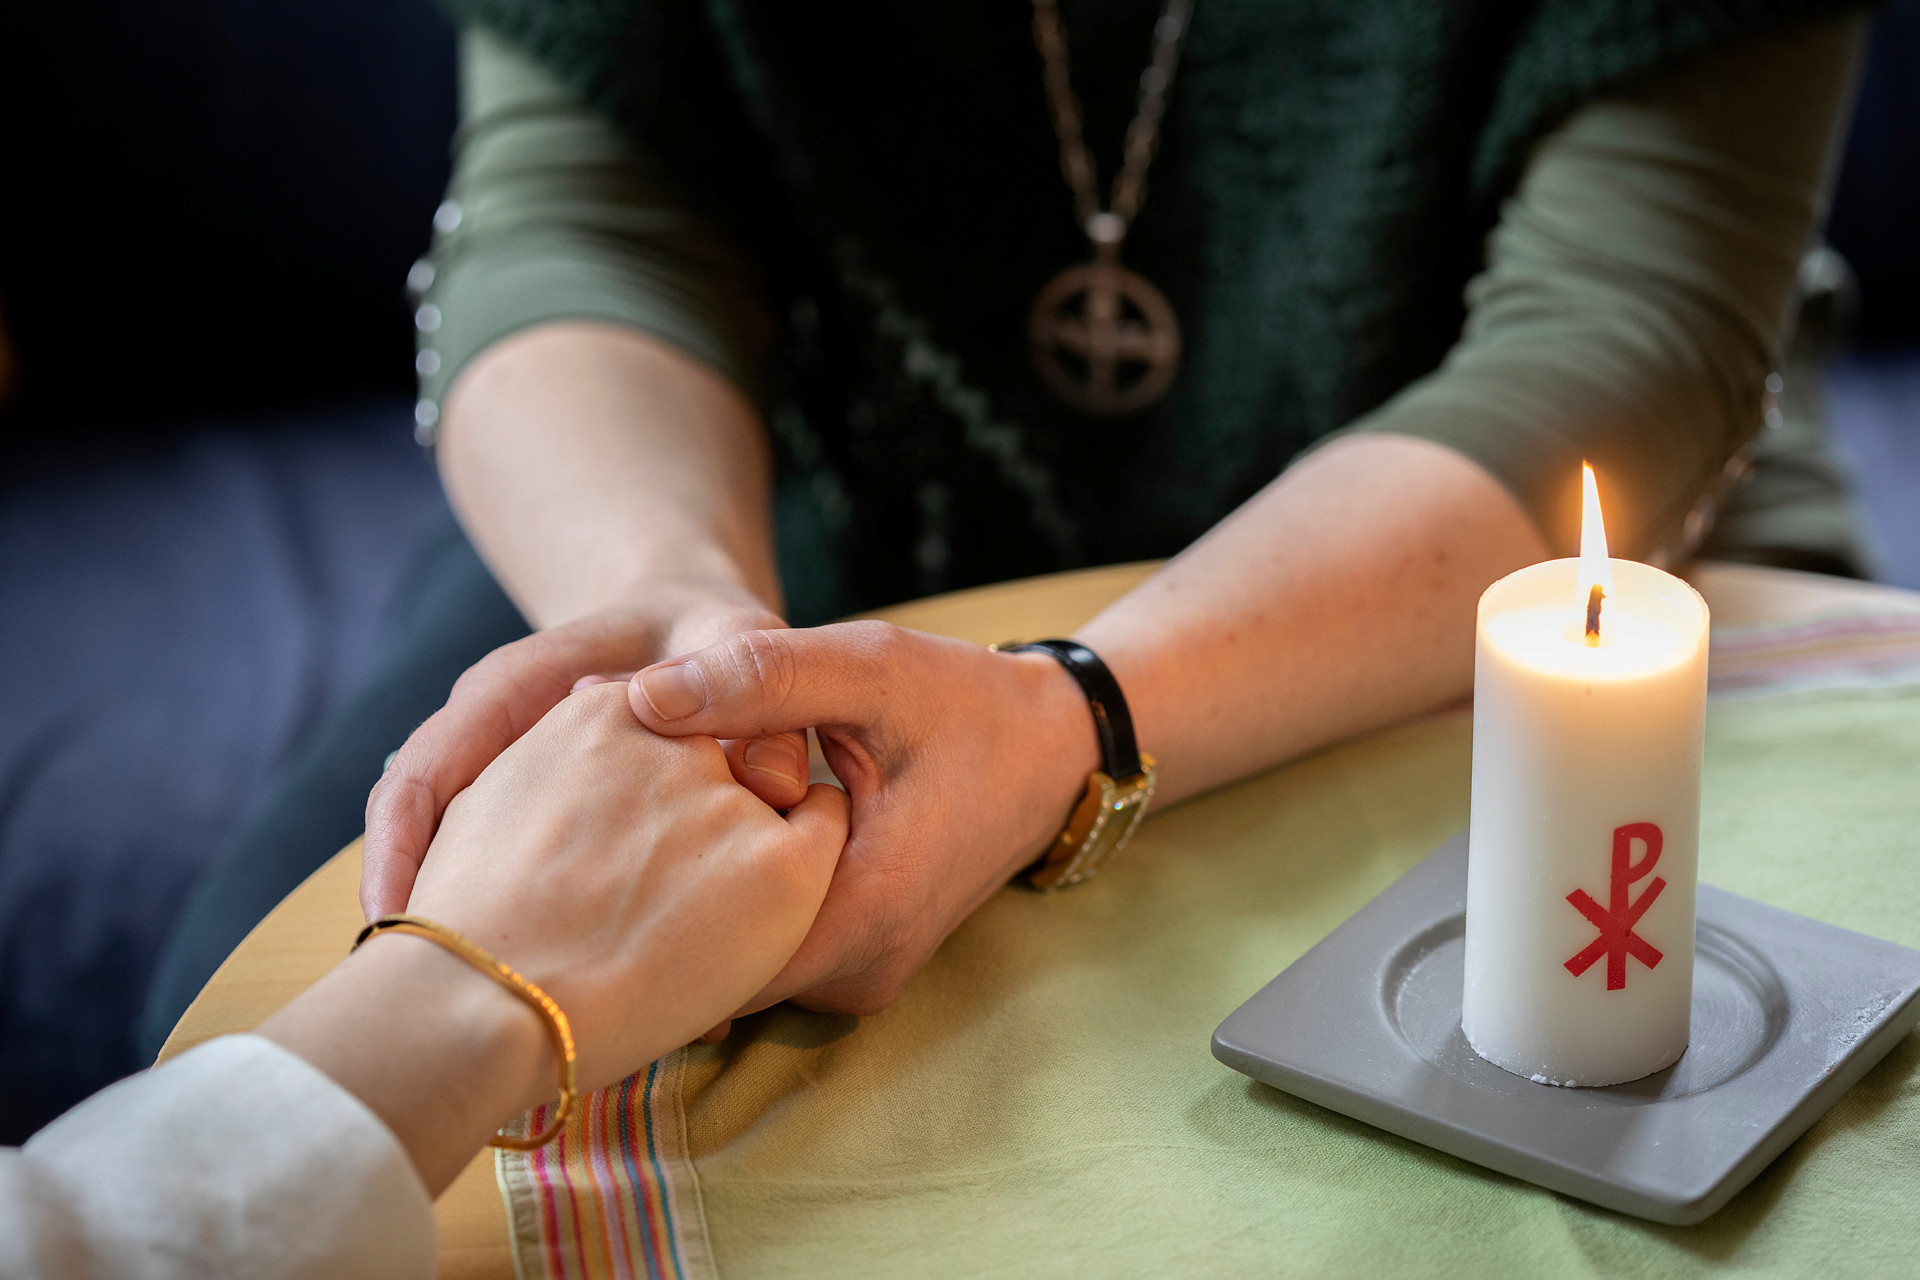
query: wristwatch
[{"left": 999, "top": 639, "right": 1158, "bottom": 891}]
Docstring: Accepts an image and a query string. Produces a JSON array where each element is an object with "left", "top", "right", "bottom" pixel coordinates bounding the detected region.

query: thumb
[
  {"left": 723, "top": 732, "right": 812, "bottom": 811},
  {"left": 361, "top": 624, "right": 643, "bottom": 919},
  {"left": 629, "top": 621, "right": 902, "bottom": 740},
  {"left": 783, "top": 780, "right": 851, "bottom": 868}
]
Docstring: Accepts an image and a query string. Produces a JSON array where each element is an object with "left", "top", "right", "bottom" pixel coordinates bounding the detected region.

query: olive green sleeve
[
  {"left": 1346, "top": 16, "right": 1865, "bottom": 561},
  {"left": 414, "top": 27, "right": 770, "bottom": 418}
]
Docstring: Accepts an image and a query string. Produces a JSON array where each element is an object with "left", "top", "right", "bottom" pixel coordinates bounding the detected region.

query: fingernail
[
  {"left": 637, "top": 663, "right": 708, "bottom": 720},
  {"left": 743, "top": 737, "right": 804, "bottom": 782}
]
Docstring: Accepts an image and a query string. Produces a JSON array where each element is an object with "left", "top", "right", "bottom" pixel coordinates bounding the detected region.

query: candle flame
[{"left": 1578, "top": 463, "right": 1612, "bottom": 644}]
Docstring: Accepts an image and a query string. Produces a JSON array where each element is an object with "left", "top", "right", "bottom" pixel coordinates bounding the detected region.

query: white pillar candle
[{"left": 1462, "top": 466, "right": 1709, "bottom": 1087}]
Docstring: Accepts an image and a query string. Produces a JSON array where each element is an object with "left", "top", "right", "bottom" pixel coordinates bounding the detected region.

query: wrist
[
  {"left": 517, "top": 553, "right": 781, "bottom": 634},
  {"left": 1006, "top": 650, "right": 1105, "bottom": 867},
  {"left": 260, "top": 932, "right": 550, "bottom": 1194},
  {"left": 1065, "top": 622, "right": 1175, "bottom": 798},
  {"left": 1002, "top": 638, "right": 1164, "bottom": 890},
  {"left": 595, "top": 572, "right": 787, "bottom": 654},
  {"left": 362, "top": 932, "right": 556, "bottom": 1115},
  {"left": 652, "top": 575, "right": 787, "bottom": 650},
  {"left": 616, "top": 566, "right": 776, "bottom": 614}
]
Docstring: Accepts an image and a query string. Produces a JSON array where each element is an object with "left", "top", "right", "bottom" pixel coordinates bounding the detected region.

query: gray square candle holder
[{"left": 1212, "top": 830, "right": 1920, "bottom": 1223}]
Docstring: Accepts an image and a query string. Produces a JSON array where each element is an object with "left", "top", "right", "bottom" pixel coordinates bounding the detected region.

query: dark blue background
[{"left": 0, "top": 0, "right": 458, "bottom": 1140}]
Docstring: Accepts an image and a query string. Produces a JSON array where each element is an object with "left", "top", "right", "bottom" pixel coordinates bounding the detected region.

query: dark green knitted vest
[{"left": 446, "top": 0, "right": 1856, "bottom": 621}]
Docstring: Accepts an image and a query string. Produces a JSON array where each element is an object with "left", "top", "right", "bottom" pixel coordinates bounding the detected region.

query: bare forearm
[
  {"left": 1091, "top": 20, "right": 1861, "bottom": 809},
  {"left": 437, "top": 322, "right": 781, "bottom": 629},
  {"left": 1079, "top": 434, "right": 1547, "bottom": 806}
]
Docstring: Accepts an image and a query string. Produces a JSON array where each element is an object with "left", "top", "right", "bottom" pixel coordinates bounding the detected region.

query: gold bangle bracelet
[{"left": 352, "top": 913, "right": 578, "bottom": 1150}]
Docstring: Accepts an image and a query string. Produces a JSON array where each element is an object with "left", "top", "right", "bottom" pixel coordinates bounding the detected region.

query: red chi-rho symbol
[{"left": 1565, "top": 822, "right": 1666, "bottom": 991}]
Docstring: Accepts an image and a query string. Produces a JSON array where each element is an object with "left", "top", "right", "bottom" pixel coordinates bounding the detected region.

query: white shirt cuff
[{"left": 2, "top": 1034, "right": 436, "bottom": 1280}]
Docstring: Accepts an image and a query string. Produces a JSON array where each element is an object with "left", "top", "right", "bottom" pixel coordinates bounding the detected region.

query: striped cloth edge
[
  {"left": 1707, "top": 610, "right": 1920, "bottom": 698},
  {"left": 497, "top": 1047, "right": 714, "bottom": 1280},
  {"left": 491, "top": 603, "right": 1920, "bottom": 1280}
]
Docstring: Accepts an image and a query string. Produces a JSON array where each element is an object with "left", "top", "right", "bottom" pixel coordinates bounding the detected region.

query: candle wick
[{"left": 1585, "top": 584, "right": 1605, "bottom": 645}]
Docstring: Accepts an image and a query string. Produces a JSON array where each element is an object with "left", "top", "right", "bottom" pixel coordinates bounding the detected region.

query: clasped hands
[{"left": 362, "top": 578, "right": 1100, "bottom": 1036}]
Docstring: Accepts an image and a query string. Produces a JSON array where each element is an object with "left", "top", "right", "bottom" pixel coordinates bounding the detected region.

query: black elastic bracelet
[{"left": 1003, "top": 639, "right": 1143, "bottom": 780}]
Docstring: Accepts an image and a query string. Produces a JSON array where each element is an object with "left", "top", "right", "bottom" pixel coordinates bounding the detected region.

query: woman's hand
[
  {"left": 409, "top": 681, "right": 847, "bottom": 1076},
  {"left": 628, "top": 623, "right": 1099, "bottom": 1017},
  {"left": 265, "top": 681, "right": 848, "bottom": 1193},
  {"left": 359, "top": 578, "right": 812, "bottom": 922}
]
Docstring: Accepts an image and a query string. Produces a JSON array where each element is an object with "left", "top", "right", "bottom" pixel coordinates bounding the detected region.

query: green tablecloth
[{"left": 671, "top": 678, "right": 1920, "bottom": 1277}]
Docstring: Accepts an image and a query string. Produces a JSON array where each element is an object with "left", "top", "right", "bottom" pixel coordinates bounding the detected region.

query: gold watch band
[{"left": 1029, "top": 752, "right": 1158, "bottom": 892}]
